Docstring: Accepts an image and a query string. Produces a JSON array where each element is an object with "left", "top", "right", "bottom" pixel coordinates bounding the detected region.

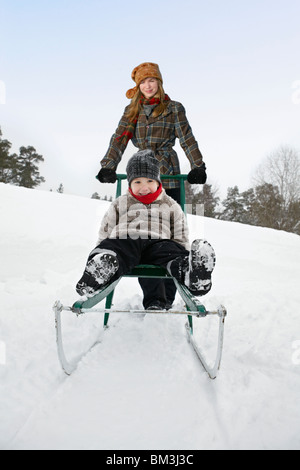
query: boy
[{"left": 76, "top": 149, "right": 215, "bottom": 308}]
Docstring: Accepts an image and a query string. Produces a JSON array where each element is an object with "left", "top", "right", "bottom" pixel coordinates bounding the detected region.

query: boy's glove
[
  {"left": 187, "top": 163, "right": 207, "bottom": 184},
  {"left": 97, "top": 168, "right": 117, "bottom": 183}
]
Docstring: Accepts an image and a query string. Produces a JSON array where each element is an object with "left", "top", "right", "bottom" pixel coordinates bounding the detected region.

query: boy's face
[{"left": 130, "top": 177, "right": 159, "bottom": 196}]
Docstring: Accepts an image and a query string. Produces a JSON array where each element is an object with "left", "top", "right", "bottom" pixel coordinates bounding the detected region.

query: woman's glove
[
  {"left": 187, "top": 163, "right": 207, "bottom": 184},
  {"left": 97, "top": 168, "right": 117, "bottom": 183}
]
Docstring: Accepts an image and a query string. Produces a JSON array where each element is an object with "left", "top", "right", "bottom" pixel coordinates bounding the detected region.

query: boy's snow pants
[{"left": 88, "top": 238, "right": 189, "bottom": 309}]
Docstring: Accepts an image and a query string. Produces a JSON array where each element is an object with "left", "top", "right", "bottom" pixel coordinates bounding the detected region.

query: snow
[{"left": 0, "top": 182, "right": 300, "bottom": 450}]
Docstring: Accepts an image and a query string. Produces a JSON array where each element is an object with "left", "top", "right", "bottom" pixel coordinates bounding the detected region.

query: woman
[{"left": 97, "top": 62, "right": 207, "bottom": 310}]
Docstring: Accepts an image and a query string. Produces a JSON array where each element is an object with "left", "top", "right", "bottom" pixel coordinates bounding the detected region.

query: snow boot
[
  {"left": 146, "top": 300, "right": 166, "bottom": 311},
  {"left": 76, "top": 252, "right": 119, "bottom": 296},
  {"left": 167, "top": 239, "right": 216, "bottom": 296},
  {"left": 185, "top": 239, "right": 216, "bottom": 295}
]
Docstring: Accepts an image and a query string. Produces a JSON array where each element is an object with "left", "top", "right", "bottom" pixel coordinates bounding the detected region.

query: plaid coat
[{"left": 100, "top": 100, "right": 204, "bottom": 189}]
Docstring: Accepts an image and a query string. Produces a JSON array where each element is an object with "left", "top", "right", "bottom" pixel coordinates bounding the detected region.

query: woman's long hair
[{"left": 125, "top": 81, "right": 169, "bottom": 122}]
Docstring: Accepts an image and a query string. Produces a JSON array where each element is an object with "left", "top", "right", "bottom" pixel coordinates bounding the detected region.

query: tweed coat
[
  {"left": 97, "top": 188, "right": 190, "bottom": 250},
  {"left": 100, "top": 100, "right": 204, "bottom": 189}
]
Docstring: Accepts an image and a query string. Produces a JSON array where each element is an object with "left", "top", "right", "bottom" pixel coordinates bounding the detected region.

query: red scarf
[
  {"left": 129, "top": 183, "right": 163, "bottom": 205},
  {"left": 117, "top": 94, "right": 170, "bottom": 146}
]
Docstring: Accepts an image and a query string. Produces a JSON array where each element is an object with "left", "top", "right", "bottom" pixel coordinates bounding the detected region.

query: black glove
[
  {"left": 187, "top": 164, "right": 207, "bottom": 184},
  {"left": 97, "top": 168, "right": 117, "bottom": 183}
]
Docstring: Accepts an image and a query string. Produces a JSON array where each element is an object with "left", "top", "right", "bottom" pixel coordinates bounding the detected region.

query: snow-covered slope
[{"left": 0, "top": 182, "right": 299, "bottom": 450}]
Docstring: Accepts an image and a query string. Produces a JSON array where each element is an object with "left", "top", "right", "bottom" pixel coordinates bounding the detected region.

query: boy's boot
[
  {"left": 76, "top": 252, "right": 119, "bottom": 296},
  {"left": 186, "top": 239, "right": 216, "bottom": 295},
  {"left": 167, "top": 239, "right": 216, "bottom": 296}
]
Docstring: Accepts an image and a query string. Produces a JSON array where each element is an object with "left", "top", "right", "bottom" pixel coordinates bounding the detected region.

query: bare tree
[{"left": 252, "top": 145, "right": 300, "bottom": 210}]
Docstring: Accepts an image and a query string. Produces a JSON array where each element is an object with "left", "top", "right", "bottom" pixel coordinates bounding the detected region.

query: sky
[{"left": 1, "top": 0, "right": 300, "bottom": 200}]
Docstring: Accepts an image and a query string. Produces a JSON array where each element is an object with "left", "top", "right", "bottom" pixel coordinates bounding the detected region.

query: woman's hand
[
  {"left": 187, "top": 163, "right": 207, "bottom": 184},
  {"left": 97, "top": 168, "right": 117, "bottom": 183}
]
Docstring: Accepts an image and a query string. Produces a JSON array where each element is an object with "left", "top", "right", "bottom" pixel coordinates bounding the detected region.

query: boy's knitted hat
[
  {"left": 126, "top": 62, "right": 163, "bottom": 99},
  {"left": 126, "top": 149, "right": 161, "bottom": 185}
]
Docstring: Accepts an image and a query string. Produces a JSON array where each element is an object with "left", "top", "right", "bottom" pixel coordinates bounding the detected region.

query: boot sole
[
  {"left": 187, "top": 239, "right": 216, "bottom": 294},
  {"left": 86, "top": 253, "right": 119, "bottom": 284},
  {"left": 190, "top": 239, "right": 216, "bottom": 273},
  {"left": 76, "top": 253, "right": 119, "bottom": 296}
]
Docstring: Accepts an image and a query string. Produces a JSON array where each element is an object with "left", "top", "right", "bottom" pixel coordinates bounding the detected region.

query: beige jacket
[{"left": 97, "top": 189, "right": 190, "bottom": 250}]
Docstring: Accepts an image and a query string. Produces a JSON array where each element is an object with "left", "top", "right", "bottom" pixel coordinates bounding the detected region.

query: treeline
[
  {"left": 91, "top": 192, "right": 113, "bottom": 201},
  {"left": 186, "top": 145, "right": 300, "bottom": 235}
]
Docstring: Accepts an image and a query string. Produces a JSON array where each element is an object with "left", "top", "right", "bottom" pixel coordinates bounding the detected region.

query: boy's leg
[
  {"left": 164, "top": 188, "right": 182, "bottom": 307},
  {"left": 76, "top": 239, "right": 143, "bottom": 296},
  {"left": 141, "top": 239, "right": 189, "bottom": 267},
  {"left": 137, "top": 187, "right": 182, "bottom": 310},
  {"left": 138, "top": 240, "right": 189, "bottom": 309},
  {"left": 138, "top": 278, "right": 167, "bottom": 310}
]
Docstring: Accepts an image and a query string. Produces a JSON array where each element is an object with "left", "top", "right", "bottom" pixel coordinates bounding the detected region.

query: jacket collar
[{"left": 138, "top": 101, "right": 172, "bottom": 125}]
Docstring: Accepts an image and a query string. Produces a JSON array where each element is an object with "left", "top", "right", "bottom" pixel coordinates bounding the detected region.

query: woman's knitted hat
[
  {"left": 126, "top": 62, "right": 163, "bottom": 99},
  {"left": 126, "top": 149, "right": 161, "bottom": 185}
]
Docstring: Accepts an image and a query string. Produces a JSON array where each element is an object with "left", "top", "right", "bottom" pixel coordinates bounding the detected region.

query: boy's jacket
[{"left": 97, "top": 189, "right": 190, "bottom": 250}]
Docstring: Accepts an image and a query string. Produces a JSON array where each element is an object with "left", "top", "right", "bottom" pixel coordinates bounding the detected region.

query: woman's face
[{"left": 139, "top": 77, "right": 159, "bottom": 99}]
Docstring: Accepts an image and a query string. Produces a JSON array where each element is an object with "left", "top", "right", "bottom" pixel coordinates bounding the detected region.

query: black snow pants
[{"left": 91, "top": 236, "right": 189, "bottom": 309}]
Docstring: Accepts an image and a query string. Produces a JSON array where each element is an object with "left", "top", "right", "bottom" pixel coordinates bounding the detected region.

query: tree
[
  {"left": 285, "top": 200, "right": 300, "bottom": 235},
  {"left": 219, "top": 186, "right": 246, "bottom": 222},
  {"left": 250, "top": 183, "right": 283, "bottom": 229},
  {"left": 57, "top": 183, "right": 64, "bottom": 193},
  {"left": 15, "top": 146, "right": 45, "bottom": 188},
  {"left": 0, "top": 128, "right": 18, "bottom": 184},
  {"left": 253, "top": 146, "right": 300, "bottom": 232},
  {"left": 0, "top": 128, "right": 45, "bottom": 188},
  {"left": 240, "top": 188, "right": 256, "bottom": 224},
  {"left": 91, "top": 192, "right": 100, "bottom": 199},
  {"left": 253, "top": 145, "right": 300, "bottom": 211},
  {"left": 198, "top": 184, "right": 220, "bottom": 218},
  {"left": 185, "top": 182, "right": 219, "bottom": 217}
]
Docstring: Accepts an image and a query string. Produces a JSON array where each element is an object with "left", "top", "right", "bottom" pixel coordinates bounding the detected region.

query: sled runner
[{"left": 53, "top": 175, "right": 227, "bottom": 379}]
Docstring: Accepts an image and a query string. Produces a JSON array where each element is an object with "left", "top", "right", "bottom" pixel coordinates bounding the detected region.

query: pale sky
[{"left": 1, "top": 0, "right": 299, "bottom": 200}]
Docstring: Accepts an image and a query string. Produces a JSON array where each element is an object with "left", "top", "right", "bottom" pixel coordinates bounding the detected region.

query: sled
[{"left": 53, "top": 174, "right": 227, "bottom": 379}]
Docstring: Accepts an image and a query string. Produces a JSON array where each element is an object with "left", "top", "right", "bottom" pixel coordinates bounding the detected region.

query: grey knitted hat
[{"left": 126, "top": 149, "right": 161, "bottom": 185}]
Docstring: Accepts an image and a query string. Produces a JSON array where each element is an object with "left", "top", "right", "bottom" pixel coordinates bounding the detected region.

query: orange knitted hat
[{"left": 126, "top": 62, "right": 163, "bottom": 99}]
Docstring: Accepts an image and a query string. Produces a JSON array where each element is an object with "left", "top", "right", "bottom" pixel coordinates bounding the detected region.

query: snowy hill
[{"left": 0, "top": 182, "right": 300, "bottom": 450}]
